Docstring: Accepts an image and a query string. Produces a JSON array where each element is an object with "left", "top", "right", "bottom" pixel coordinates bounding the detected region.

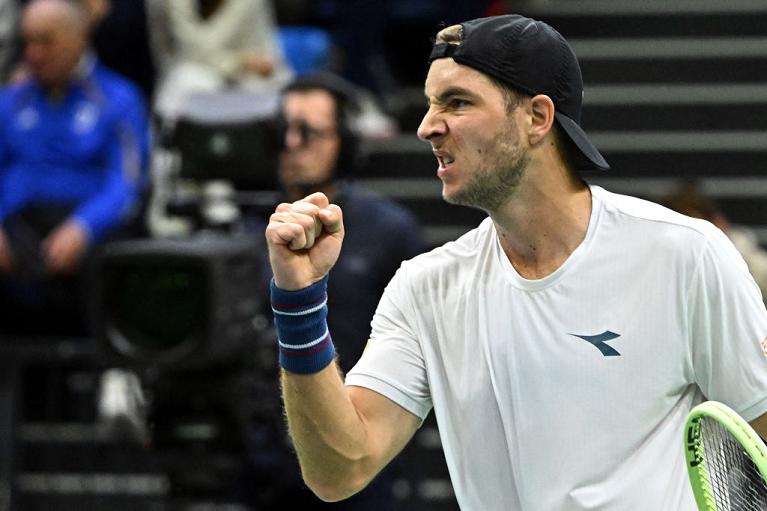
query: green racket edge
[{"left": 684, "top": 400, "right": 767, "bottom": 511}]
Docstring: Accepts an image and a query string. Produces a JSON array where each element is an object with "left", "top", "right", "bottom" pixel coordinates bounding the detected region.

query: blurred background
[{"left": 1, "top": 0, "right": 767, "bottom": 510}]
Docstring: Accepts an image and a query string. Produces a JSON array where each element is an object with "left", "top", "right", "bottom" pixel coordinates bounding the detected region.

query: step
[
  {"left": 523, "top": 0, "right": 767, "bottom": 39},
  {"left": 524, "top": 0, "right": 767, "bottom": 16},
  {"left": 581, "top": 58, "right": 767, "bottom": 84}
]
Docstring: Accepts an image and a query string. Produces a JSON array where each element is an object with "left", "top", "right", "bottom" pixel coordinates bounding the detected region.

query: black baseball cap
[{"left": 429, "top": 15, "right": 609, "bottom": 172}]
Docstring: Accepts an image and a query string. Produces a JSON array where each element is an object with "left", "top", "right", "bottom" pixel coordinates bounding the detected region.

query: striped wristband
[{"left": 271, "top": 275, "right": 336, "bottom": 374}]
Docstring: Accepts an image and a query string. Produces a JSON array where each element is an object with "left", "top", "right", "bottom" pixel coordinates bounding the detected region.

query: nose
[
  {"left": 283, "top": 125, "right": 302, "bottom": 150},
  {"left": 417, "top": 106, "right": 446, "bottom": 142}
]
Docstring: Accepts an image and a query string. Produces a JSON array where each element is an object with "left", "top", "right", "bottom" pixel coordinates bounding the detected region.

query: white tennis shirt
[{"left": 345, "top": 185, "right": 767, "bottom": 510}]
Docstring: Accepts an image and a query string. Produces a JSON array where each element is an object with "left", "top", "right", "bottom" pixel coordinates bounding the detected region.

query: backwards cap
[{"left": 429, "top": 15, "right": 609, "bottom": 172}]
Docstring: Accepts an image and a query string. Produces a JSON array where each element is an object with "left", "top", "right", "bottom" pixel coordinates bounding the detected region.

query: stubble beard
[{"left": 443, "top": 124, "right": 530, "bottom": 213}]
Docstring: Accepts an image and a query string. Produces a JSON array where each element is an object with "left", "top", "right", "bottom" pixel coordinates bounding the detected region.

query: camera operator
[{"left": 246, "top": 72, "right": 426, "bottom": 510}]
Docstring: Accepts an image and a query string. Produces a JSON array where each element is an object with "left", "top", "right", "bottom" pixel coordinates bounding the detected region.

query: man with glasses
[{"left": 252, "top": 72, "right": 425, "bottom": 510}]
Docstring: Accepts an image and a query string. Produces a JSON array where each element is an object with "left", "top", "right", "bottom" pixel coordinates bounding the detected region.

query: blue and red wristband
[{"left": 271, "top": 275, "right": 336, "bottom": 374}]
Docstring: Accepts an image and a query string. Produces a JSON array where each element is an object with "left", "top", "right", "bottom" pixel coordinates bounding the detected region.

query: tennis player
[{"left": 265, "top": 14, "right": 767, "bottom": 510}]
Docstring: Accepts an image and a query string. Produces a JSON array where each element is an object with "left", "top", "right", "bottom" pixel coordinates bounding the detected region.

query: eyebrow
[{"left": 425, "top": 86, "right": 477, "bottom": 104}]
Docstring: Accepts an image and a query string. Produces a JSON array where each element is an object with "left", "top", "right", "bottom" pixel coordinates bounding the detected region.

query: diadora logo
[{"left": 569, "top": 330, "right": 622, "bottom": 357}]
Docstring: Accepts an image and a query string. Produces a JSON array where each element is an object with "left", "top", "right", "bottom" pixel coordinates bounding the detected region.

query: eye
[{"left": 448, "top": 98, "right": 470, "bottom": 109}]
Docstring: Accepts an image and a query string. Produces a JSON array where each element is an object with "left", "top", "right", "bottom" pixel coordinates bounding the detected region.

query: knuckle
[{"left": 269, "top": 211, "right": 289, "bottom": 223}]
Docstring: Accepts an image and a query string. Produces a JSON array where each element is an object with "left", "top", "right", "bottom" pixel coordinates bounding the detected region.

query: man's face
[
  {"left": 418, "top": 58, "right": 530, "bottom": 212},
  {"left": 278, "top": 90, "right": 342, "bottom": 191},
  {"left": 22, "top": 4, "right": 86, "bottom": 89}
]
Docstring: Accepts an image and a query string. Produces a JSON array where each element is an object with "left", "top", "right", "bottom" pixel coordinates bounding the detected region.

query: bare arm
[
  {"left": 282, "top": 364, "right": 421, "bottom": 501},
  {"left": 266, "top": 193, "right": 421, "bottom": 501}
]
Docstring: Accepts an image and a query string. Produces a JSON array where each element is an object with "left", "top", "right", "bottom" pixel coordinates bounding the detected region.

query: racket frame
[{"left": 685, "top": 400, "right": 767, "bottom": 510}]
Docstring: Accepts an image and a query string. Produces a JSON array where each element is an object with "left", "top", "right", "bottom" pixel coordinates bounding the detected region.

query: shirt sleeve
[
  {"left": 73, "top": 86, "right": 150, "bottom": 241},
  {"left": 394, "top": 210, "right": 427, "bottom": 263},
  {"left": 0, "top": 92, "right": 10, "bottom": 223},
  {"left": 689, "top": 226, "right": 767, "bottom": 421},
  {"left": 345, "top": 264, "right": 433, "bottom": 420},
  {"left": 376, "top": 203, "right": 426, "bottom": 284}
]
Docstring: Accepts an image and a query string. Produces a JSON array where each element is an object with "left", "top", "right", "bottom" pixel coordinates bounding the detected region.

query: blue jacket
[{"left": 0, "top": 56, "right": 150, "bottom": 241}]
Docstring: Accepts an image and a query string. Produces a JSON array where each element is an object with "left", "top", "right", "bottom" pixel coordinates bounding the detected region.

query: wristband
[{"left": 271, "top": 276, "right": 336, "bottom": 374}]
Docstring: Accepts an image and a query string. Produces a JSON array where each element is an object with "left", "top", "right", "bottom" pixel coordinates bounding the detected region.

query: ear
[{"left": 528, "top": 94, "right": 556, "bottom": 146}]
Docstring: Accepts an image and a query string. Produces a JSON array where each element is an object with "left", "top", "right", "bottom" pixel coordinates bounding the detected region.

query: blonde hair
[{"left": 435, "top": 24, "right": 464, "bottom": 45}]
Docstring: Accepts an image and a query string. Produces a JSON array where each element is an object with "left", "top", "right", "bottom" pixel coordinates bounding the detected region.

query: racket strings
[{"left": 700, "top": 418, "right": 767, "bottom": 510}]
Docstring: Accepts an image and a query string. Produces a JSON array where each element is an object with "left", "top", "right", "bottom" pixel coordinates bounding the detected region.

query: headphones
[{"left": 276, "top": 72, "right": 363, "bottom": 176}]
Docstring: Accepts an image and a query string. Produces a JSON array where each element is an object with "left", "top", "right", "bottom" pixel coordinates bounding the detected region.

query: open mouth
[{"left": 434, "top": 151, "right": 455, "bottom": 168}]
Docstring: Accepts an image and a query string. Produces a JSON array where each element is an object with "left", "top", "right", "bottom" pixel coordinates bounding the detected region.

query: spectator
[
  {"left": 146, "top": 0, "right": 292, "bottom": 122},
  {"left": 275, "top": 72, "right": 425, "bottom": 373},
  {"left": 659, "top": 181, "right": 767, "bottom": 303},
  {"left": 81, "top": 0, "right": 157, "bottom": 102},
  {"left": 0, "top": 0, "right": 151, "bottom": 336}
]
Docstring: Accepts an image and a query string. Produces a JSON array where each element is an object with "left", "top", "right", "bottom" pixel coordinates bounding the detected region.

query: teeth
[{"left": 436, "top": 154, "right": 454, "bottom": 166}]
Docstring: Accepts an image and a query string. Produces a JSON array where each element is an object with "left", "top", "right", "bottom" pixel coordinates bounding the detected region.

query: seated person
[
  {"left": 0, "top": 0, "right": 151, "bottom": 336},
  {"left": 146, "top": 0, "right": 292, "bottom": 123}
]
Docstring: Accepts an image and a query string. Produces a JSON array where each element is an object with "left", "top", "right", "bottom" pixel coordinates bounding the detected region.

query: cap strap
[{"left": 429, "top": 43, "right": 456, "bottom": 63}]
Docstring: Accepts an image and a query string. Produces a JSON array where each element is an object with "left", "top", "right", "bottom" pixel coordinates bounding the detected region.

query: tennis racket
[{"left": 685, "top": 400, "right": 767, "bottom": 510}]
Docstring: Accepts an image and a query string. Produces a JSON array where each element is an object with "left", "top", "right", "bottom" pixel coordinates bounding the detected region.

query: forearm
[
  {"left": 266, "top": 196, "right": 417, "bottom": 499},
  {"left": 281, "top": 364, "right": 376, "bottom": 501},
  {"left": 272, "top": 274, "right": 378, "bottom": 499}
]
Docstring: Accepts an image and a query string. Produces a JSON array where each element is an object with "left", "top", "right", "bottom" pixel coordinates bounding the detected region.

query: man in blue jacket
[{"left": 0, "top": 0, "right": 150, "bottom": 335}]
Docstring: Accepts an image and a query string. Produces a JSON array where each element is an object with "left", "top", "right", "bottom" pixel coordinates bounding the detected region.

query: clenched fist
[{"left": 265, "top": 192, "right": 344, "bottom": 291}]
